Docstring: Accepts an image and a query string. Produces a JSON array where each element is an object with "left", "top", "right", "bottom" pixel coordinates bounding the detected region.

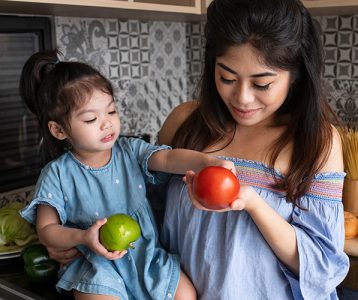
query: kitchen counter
[
  {"left": 1, "top": 255, "right": 357, "bottom": 299},
  {"left": 0, "top": 256, "right": 73, "bottom": 300}
]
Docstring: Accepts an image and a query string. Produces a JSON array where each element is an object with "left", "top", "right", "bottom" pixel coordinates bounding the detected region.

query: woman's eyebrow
[{"left": 217, "top": 62, "right": 277, "bottom": 78}]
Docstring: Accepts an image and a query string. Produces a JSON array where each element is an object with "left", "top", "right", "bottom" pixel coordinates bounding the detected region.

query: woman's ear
[{"left": 48, "top": 121, "right": 67, "bottom": 140}]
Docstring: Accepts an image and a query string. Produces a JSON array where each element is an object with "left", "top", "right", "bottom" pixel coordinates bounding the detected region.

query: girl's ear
[{"left": 48, "top": 121, "right": 67, "bottom": 140}]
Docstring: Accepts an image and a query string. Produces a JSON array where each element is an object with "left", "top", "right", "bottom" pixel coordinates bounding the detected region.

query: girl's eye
[
  {"left": 254, "top": 83, "right": 271, "bottom": 91},
  {"left": 108, "top": 110, "right": 117, "bottom": 115},
  {"left": 84, "top": 118, "right": 96, "bottom": 124},
  {"left": 220, "top": 76, "right": 235, "bottom": 84}
]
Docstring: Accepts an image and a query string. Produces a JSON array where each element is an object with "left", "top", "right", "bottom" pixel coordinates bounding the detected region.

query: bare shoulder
[
  {"left": 320, "top": 125, "right": 344, "bottom": 173},
  {"left": 158, "top": 101, "right": 198, "bottom": 146}
]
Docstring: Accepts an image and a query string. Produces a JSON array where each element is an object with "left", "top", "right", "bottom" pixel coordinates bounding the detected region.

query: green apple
[{"left": 99, "top": 213, "right": 141, "bottom": 251}]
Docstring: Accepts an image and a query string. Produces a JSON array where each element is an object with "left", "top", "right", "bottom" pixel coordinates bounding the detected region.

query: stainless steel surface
[{"left": 0, "top": 279, "right": 45, "bottom": 300}]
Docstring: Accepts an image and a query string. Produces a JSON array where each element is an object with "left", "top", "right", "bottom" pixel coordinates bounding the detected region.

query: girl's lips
[{"left": 101, "top": 134, "right": 114, "bottom": 143}]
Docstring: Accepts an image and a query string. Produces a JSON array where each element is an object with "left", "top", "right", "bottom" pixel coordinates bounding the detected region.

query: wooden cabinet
[
  {"left": 206, "top": 0, "right": 358, "bottom": 16},
  {"left": 302, "top": 0, "right": 358, "bottom": 15},
  {"left": 1, "top": 0, "right": 357, "bottom": 19},
  {"left": 0, "top": 0, "right": 207, "bottom": 20}
]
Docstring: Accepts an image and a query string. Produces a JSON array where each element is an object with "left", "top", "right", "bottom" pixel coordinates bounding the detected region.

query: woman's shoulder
[
  {"left": 158, "top": 101, "right": 198, "bottom": 145},
  {"left": 319, "top": 125, "right": 344, "bottom": 173}
]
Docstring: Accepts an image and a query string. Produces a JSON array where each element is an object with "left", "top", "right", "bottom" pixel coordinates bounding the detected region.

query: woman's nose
[{"left": 234, "top": 84, "right": 255, "bottom": 105}]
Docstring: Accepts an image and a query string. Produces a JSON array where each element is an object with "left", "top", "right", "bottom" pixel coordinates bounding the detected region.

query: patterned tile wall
[
  {"left": 55, "top": 17, "right": 187, "bottom": 143},
  {"left": 55, "top": 15, "right": 358, "bottom": 138},
  {"left": 317, "top": 15, "right": 358, "bottom": 125},
  {"left": 1, "top": 14, "right": 358, "bottom": 204}
]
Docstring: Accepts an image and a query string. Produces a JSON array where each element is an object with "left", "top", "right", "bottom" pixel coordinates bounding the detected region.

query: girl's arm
[
  {"left": 148, "top": 148, "right": 235, "bottom": 175},
  {"left": 36, "top": 205, "right": 126, "bottom": 260}
]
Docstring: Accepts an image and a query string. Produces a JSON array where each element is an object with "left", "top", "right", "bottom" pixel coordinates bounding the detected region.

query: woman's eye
[
  {"left": 84, "top": 118, "right": 96, "bottom": 124},
  {"left": 254, "top": 83, "right": 271, "bottom": 91},
  {"left": 220, "top": 76, "right": 235, "bottom": 84}
]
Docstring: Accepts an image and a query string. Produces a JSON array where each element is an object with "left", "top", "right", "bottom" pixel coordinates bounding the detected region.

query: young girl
[{"left": 19, "top": 49, "right": 234, "bottom": 300}]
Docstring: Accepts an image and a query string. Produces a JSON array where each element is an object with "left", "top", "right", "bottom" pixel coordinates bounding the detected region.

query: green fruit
[{"left": 99, "top": 213, "right": 141, "bottom": 251}]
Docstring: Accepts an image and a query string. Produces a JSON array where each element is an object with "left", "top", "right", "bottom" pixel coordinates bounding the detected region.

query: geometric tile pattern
[
  {"left": 119, "top": 20, "right": 150, "bottom": 79},
  {"left": 55, "top": 17, "right": 188, "bottom": 143},
  {"left": 316, "top": 15, "right": 358, "bottom": 79},
  {"left": 185, "top": 21, "right": 206, "bottom": 99},
  {"left": 44, "top": 16, "right": 358, "bottom": 137},
  {"left": 4, "top": 14, "right": 358, "bottom": 201},
  {"left": 315, "top": 15, "right": 358, "bottom": 127}
]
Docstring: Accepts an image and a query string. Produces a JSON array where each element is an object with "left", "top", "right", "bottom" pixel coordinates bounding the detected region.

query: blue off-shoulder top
[{"left": 161, "top": 158, "right": 349, "bottom": 300}]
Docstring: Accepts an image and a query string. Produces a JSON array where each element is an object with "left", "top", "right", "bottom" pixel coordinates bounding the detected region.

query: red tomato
[{"left": 193, "top": 166, "right": 240, "bottom": 209}]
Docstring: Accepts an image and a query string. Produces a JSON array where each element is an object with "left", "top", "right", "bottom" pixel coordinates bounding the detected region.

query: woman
[{"left": 159, "top": 0, "right": 349, "bottom": 299}]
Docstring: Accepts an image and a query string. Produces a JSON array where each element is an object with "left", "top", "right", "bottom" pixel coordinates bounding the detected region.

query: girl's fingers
[
  {"left": 95, "top": 218, "right": 107, "bottom": 228},
  {"left": 103, "top": 250, "right": 127, "bottom": 260}
]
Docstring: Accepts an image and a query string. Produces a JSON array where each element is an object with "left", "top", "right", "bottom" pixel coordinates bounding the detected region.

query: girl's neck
[{"left": 71, "top": 149, "right": 112, "bottom": 168}]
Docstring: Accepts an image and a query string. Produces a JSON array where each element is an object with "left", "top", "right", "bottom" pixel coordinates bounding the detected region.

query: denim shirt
[{"left": 21, "top": 137, "right": 179, "bottom": 300}]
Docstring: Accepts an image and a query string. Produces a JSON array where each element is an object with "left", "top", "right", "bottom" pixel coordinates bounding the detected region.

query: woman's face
[{"left": 215, "top": 43, "right": 292, "bottom": 128}]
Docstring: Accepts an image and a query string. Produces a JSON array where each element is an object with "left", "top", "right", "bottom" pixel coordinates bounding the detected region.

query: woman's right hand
[
  {"left": 184, "top": 170, "right": 259, "bottom": 212},
  {"left": 46, "top": 246, "right": 82, "bottom": 265}
]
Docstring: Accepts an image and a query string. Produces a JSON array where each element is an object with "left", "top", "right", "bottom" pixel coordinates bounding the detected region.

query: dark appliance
[{"left": 0, "top": 15, "right": 53, "bottom": 193}]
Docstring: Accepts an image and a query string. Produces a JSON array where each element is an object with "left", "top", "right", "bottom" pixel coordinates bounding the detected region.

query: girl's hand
[
  {"left": 83, "top": 219, "right": 127, "bottom": 260},
  {"left": 184, "top": 170, "right": 258, "bottom": 212}
]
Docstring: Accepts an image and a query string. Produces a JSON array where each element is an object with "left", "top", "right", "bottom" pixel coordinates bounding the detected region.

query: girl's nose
[{"left": 101, "top": 119, "right": 113, "bottom": 130}]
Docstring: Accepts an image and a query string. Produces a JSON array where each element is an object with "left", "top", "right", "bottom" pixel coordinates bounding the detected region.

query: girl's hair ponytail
[
  {"left": 19, "top": 49, "right": 62, "bottom": 164},
  {"left": 19, "top": 49, "right": 59, "bottom": 119}
]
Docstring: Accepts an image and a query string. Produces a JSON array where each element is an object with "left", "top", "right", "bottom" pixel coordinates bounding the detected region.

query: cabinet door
[
  {"left": 205, "top": 0, "right": 358, "bottom": 15},
  {"left": 1, "top": 0, "right": 206, "bottom": 14}
]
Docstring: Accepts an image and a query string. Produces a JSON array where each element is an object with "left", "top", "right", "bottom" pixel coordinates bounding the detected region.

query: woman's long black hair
[{"left": 172, "top": 0, "right": 334, "bottom": 204}]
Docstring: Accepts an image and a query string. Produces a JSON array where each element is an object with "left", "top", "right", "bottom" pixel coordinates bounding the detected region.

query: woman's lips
[{"left": 232, "top": 107, "right": 261, "bottom": 119}]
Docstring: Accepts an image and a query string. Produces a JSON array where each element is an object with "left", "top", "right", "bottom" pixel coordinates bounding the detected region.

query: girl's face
[
  {"left": 215, "top": 43, "right": 292, "bottom": 128},
  {"left": 66, "top": 89, "right": 120, "bottom": 157}
]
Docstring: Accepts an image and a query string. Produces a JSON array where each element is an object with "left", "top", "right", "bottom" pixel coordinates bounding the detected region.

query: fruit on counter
[
  {"left": 344, "top": 211, "right": 358, "bottom": 239},
  {"left": 193, "top": 166, "right": 240, "bottom": 209},
  {"left": 21, "top": 243, "right": 59, "bottom": 283},
  {"left": 99, "top": 213, "right": 141, "bottom": 251}
]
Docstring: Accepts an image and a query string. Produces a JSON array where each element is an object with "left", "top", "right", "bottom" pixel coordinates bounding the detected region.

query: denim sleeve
[
  {"left": 20, "top": 163, "right": 67, "bottom": 225},
  {"left": 281, "top": 196, "right": 349, "bottom": 300},
  {"left": 123, "top": 137, "right": 171, "bottom": 184}
]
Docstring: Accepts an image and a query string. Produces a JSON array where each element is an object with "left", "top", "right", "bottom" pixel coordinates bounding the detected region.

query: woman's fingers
[{"left": 47, "top": 247, "right": 82, "bottom": 264}]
